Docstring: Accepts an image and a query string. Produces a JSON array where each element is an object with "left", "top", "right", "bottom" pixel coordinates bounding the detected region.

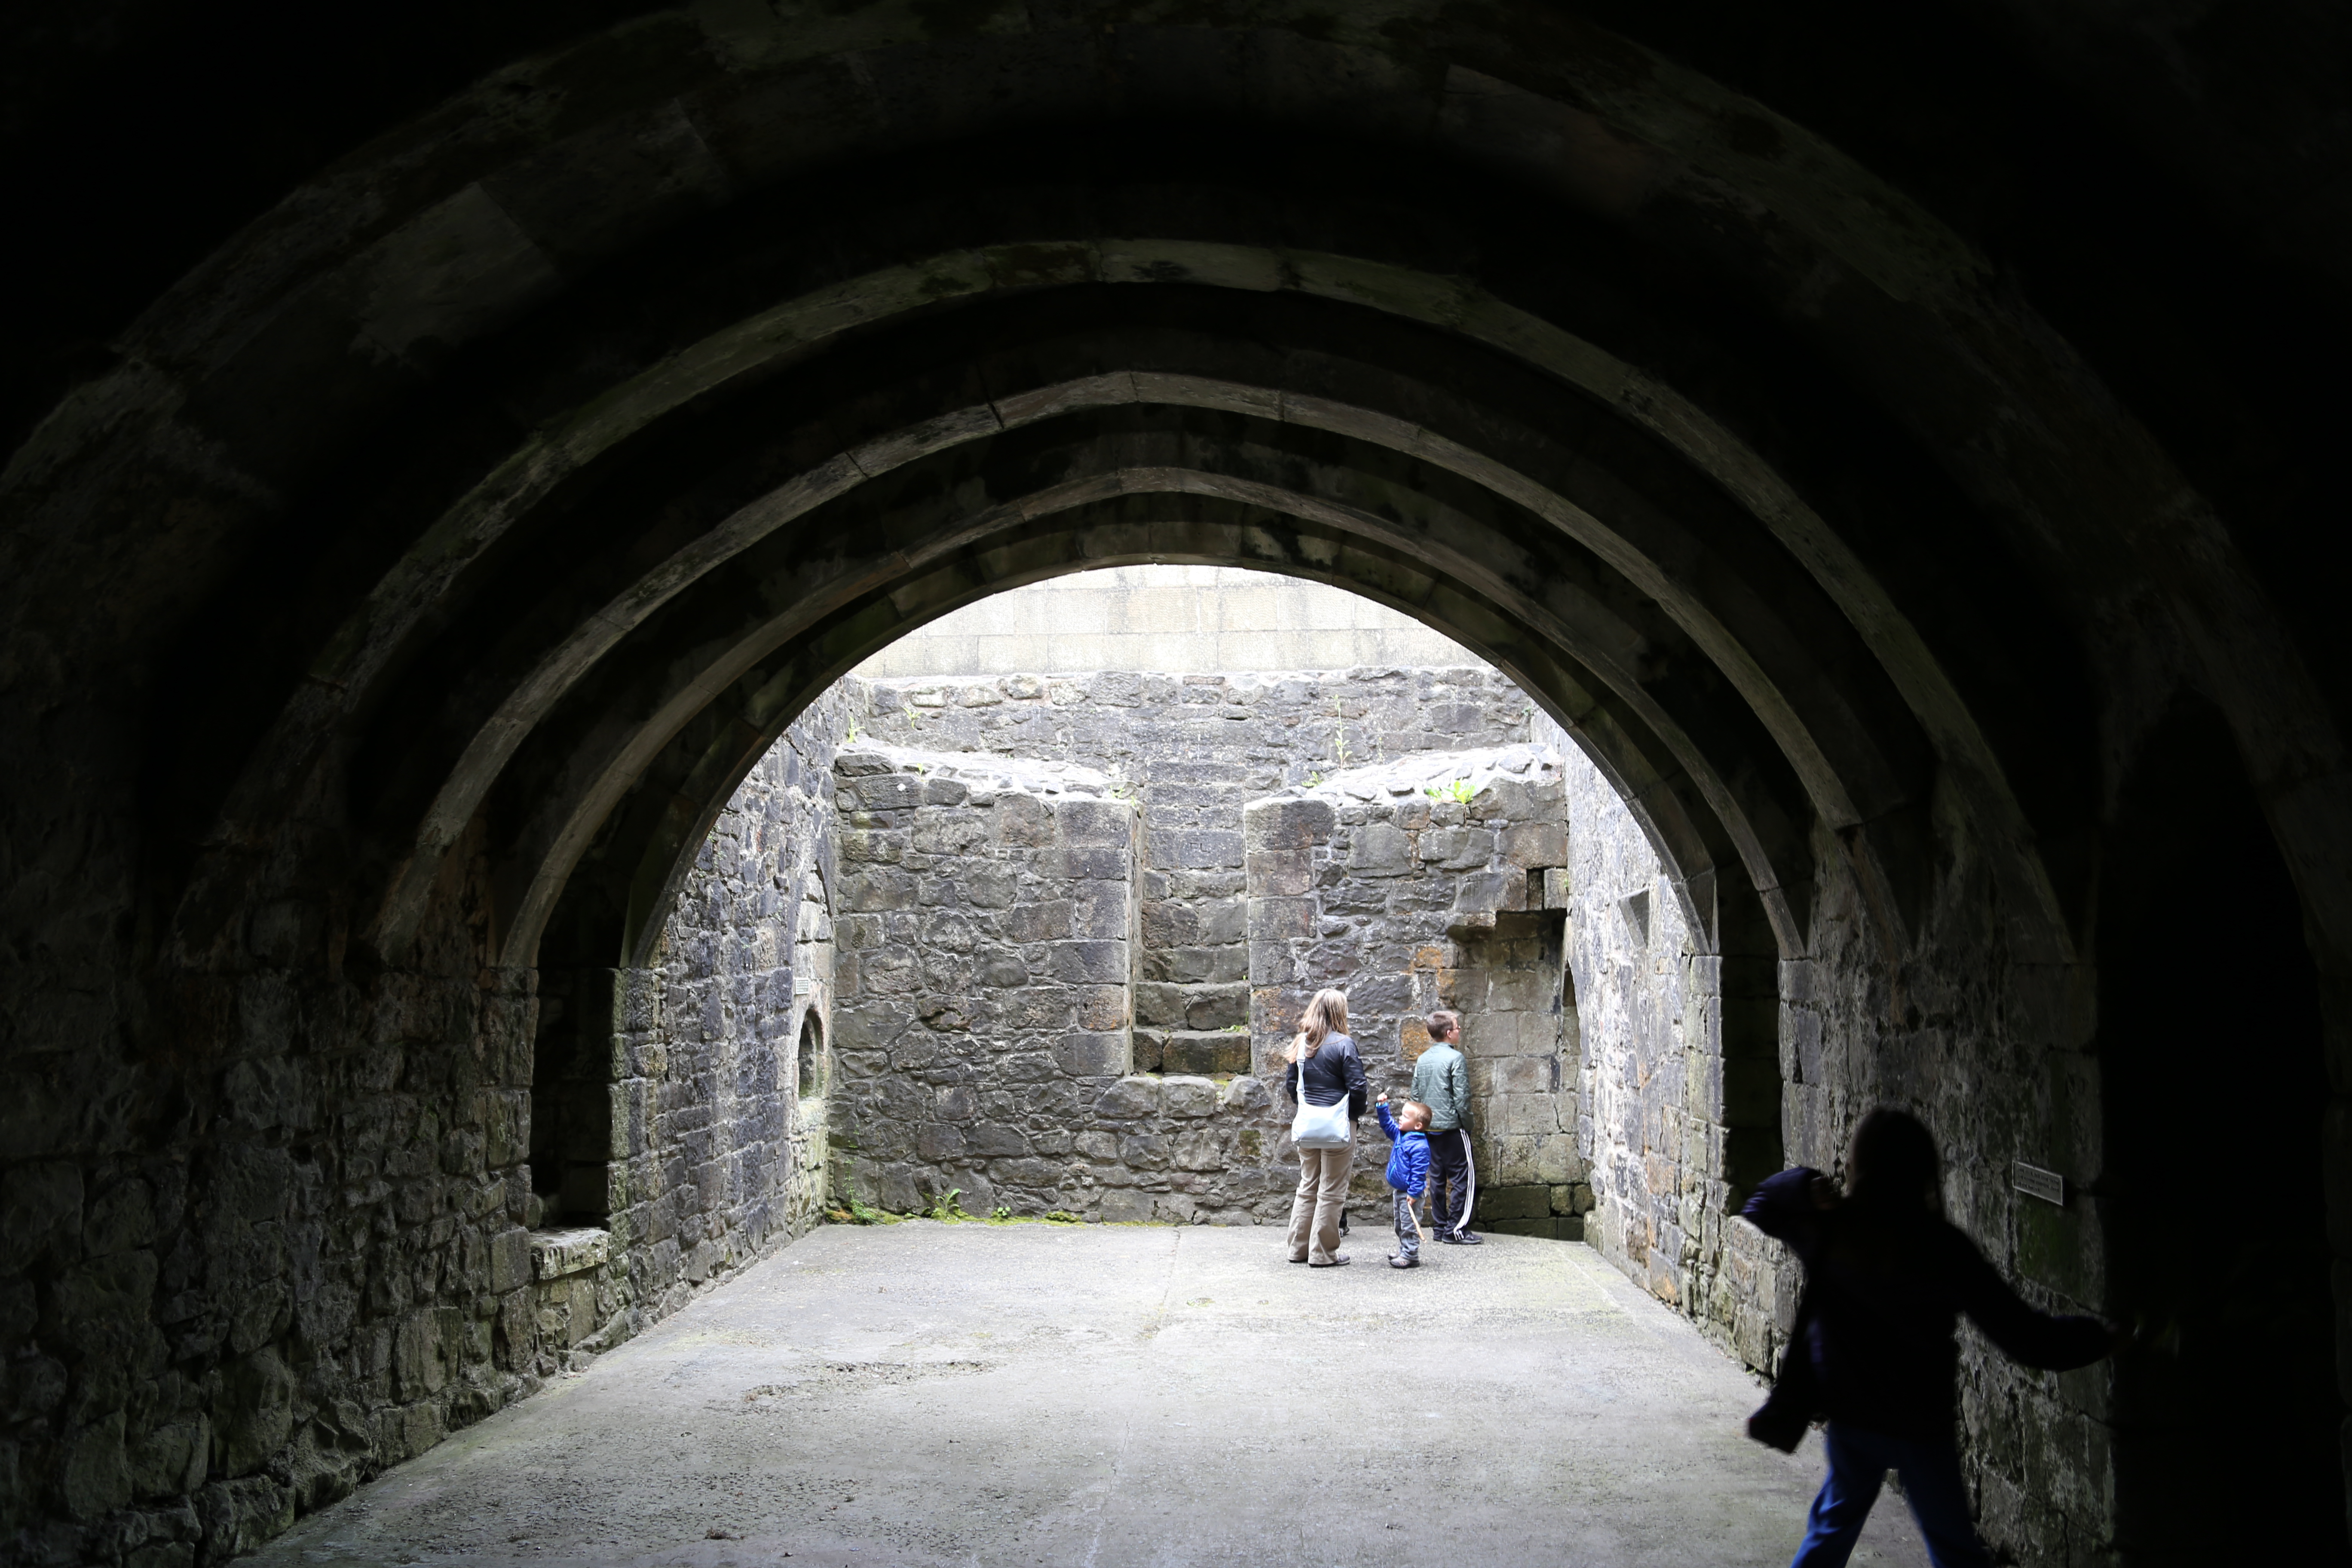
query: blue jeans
[{"left": 1792, "top": 1422, "right": 1988, "bottom": 1568}]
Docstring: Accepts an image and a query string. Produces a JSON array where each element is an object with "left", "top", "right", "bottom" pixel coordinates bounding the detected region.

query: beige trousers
[{"left": 1287, "top": 1142, "right": 1353, "bottom": 1263}]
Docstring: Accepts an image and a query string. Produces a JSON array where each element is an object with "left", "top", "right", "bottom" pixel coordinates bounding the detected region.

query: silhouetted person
[{"left": 1741, "top": 1109, "right": 2114, "bottom": 1568}]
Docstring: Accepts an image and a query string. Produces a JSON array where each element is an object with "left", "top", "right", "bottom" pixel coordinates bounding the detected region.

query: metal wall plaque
[{"left": 2012, "top": 1161, "right": 2065, "bottom": 1206}]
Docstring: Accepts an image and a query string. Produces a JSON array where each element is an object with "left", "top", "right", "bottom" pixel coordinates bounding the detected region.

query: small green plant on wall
[{"left": 1426, "top": 778, "right": 1474, "bottom": 803}]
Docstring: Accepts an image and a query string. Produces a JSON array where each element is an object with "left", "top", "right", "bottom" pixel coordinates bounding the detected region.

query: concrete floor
[{"left": 251, "top": 1225, "right": 1929, "bottom": 1567}]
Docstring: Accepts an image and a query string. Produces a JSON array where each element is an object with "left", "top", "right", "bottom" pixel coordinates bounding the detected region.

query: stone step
[
  {"left": 1479, "top": 1215, "right": 1586, "bottom": 1241},
  {"left": 1136, "top": 1029, "right": 1252, "bottom": 1076}
]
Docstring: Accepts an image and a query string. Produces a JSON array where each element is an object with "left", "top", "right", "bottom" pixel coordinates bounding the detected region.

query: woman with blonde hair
[{"left": 1281, "top": 988, "right": 1367, "bottom": 1267}]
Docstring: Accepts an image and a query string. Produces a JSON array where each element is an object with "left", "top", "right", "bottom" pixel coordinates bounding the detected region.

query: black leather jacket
[{"left": 1282, "top": 1032, "right": 1368, "bottom": 1119}]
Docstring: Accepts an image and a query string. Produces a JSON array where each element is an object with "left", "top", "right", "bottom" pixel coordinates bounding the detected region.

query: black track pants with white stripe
[{"left": 1427, "top": 1127, "right": 1475, "bottom": 1235}]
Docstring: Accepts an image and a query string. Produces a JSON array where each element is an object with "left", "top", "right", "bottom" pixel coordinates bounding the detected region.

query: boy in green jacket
[{"left": 1412, "top": 1011, "right": 1479, "bottom": 1244}]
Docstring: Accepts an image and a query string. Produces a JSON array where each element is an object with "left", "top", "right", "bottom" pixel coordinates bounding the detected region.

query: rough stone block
[
  {"left": 1163, "top": 1078, "right": 1219, "bottom": 1118},
  {"left": 1183, "top": 983, "right": 1250, "bottom": 1031},
  {"left": 1075, "top": 985, "right": 1130, "bottom": 1030},
  {"left": 1222, "top": 1075, "right": 1271, "bottom": 1112},
  {"left": 1454, "top": 867, "right": 1528, "bottom": 914},
  {"left": 1054, "top": 846, "right": 1132, "bottom": 880},
  {"left": 1094, "top": 1076, "right": 1162, "bottom": 1119},
  {"left": 1134, "top": 982, "right": 1185, "bottom": 1026},
  {"left": 851, "top": 774, "right": 925, "bottom": 812},
  {"left": 1244, "top": 797, "right": 1335, "bottom": 851},
  {"left": 0, "top": 1162, "right": 84, "bottom": 1275},
  {"left": 1054, "top": 1034, "right": 1131, "bottom": 1077},
  {"left": 1478, "top": 1184, "right": 1553, "bottom": 1220},
  {"left": 994, "top": 793, "right": 1053, "bottom": 845},
  {"left": 1056, "top": 798, "right": 1133, "bottom": 846},
  {"left": 1131, "top": 1029, "right": 1166, "bottom": 1074},
  {"left": 1145, "top": 944, "right": 1247, "bottom": 984},
  {"left": 1501, "top": 822, "right": 1568, "bottom": 869},
  {"left": 1099, "top": 1189, "right": 1155, "bottom": 1224},
  {"left": 1050, "top": 941, "right": 1130, "bottom": 985},
  {"left": 487, "top": 1228, "right": 533, "bottom": 1295},
  {"left": 1157, "top": 1029, "right": 1251, "bottom": 1081},
  {"left": 1418, "top": 827, "right": 1495, "bottom": 869},
  {"left": 529, "top": 1228, "right": 610, "bottom": 1281},
  {"left": 839, "top": 871, "right": 918, "bottom": 912},
  {"left": 1244, "top": 849, "right": 1313, "bottom": 897},
  {"left": 1247, "top": 897, "right": 1315, "bottom": 939},
  {"left": 1347, "top": 822, "right": 1414, "bottom": 876}
]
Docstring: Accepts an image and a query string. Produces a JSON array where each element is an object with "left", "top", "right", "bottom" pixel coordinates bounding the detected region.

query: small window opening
[{"left": 797, "top": 1010, "right": 825, "bottom": 1099}]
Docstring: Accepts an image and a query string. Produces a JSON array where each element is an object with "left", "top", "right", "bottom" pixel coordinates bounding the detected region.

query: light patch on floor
[{"left": 249, "top": 1226, "right": 1929, "bottom": 1567}]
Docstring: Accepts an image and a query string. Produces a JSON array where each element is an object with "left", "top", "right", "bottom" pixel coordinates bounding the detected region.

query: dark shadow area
[
  {"left": 528, "top": 966, "right": 615, "bottom": 1228},
  {"left": 2098, "top": 694, "right": 2342, "bottom": 1563}
]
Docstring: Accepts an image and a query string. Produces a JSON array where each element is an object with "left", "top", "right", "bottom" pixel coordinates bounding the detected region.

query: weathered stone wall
[
  {"left": 610, "top": 687, "right": 847, "bottom": 1303},
  {"left": 1243, "top": 747, "right": 1585, "bottom": 1230},
  {"left": 850, "top": 668, "right": 1532, "bottom": 1081},
  {"left": 1536, "top": 714, "right": 1789, "bottom": 1373},
  {"left": 1780, "top": 808, "right": 2112, "bottom": 1559},
  {"left": 0, "top": 823, "right": 547, "bottom": 1567},
  {"left": 511, "top": 687, "right": 851, "bottom": 1437},
  {"left": 829, "top": 747, "right": 1148, "bottom": 1219}
]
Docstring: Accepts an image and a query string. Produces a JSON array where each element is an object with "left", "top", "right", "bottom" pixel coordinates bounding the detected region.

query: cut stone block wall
[
  {"left": 849, "top": 668, "right": 1532, "bottom": 1081},
  {"left": 0, "top": 824, "right": 549, "bottom": 1565},
  {"left": 827, "top": 747, "right": 1144, "bottom": 1218},
  {"left": 521, "top": 685, "right": 848, "bottom": 1374},
  {"left": 1242, "top": 746, "right": 1583, "bottom": 1227}
]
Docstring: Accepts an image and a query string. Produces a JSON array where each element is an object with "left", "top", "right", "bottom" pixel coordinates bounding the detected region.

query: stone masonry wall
[
  {"left": 1539, "top": 720, "right": 1784, "bottom": 1360},
  {"left": 828, "top": 747, "right": 1145, "bottom": 1219},
  {"left": 850, "top": 669, "right": 1531, "bottom": 1082},
  {"left": 0, "top": 821, "right": 546, "bottom": 1567},
  {"left": 515, "top": 687, "right": 848, "bottom": 1395},
  {"left": 1782, "top": 805, "right": 2111, "bottom": 1561},
  {"left": 1244, "top": 747, "right": 1587, "bottom": 1234}
]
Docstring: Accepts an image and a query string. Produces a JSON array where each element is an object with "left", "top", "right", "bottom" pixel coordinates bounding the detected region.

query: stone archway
[{"left": 6, "top": 5, "right": 2349, "bottom": 1560}]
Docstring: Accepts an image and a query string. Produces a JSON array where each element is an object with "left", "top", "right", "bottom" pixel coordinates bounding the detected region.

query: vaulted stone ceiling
[{"left": 2, "top": 1, "right": 2347, "bottom": 1559}]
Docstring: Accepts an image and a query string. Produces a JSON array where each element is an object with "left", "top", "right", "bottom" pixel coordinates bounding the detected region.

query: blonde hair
[
  {"left": 1399, "top": 1099, "right": 1433, "bottom": 1126},
  {"left": 1285, "top": 988, "right": 1350, "bottom": 1064}
]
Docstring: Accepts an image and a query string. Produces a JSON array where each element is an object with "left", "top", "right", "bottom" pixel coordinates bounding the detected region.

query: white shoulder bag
[{"left": 1290, "top": 1039, "right": 1352, "bottom": 1149}]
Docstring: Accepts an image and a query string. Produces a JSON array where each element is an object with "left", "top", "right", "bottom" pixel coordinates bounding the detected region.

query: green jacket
[{"left": 1411, "top": 1041, "right": 1470, "bottom": 1132}]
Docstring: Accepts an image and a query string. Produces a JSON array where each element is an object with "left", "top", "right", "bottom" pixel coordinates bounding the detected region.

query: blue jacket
[{"left": 1375, "top": 1104, "right": 1430, "bottom": 1197}]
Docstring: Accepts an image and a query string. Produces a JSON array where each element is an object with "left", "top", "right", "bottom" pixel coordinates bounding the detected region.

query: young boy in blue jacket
[{"left": 1375, "top": 1093, "right": 1433, "bottom": 1269}]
